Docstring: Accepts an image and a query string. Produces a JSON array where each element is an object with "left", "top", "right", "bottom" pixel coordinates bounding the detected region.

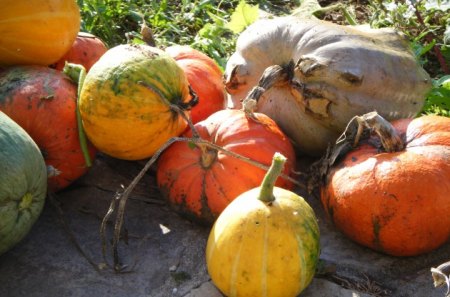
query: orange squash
[
  {"left": 0, "top": 0, "right": 80, "bottom": 66},
  {"left": 321, "top": 113, "right": 450, "bottom": 256},
  {"left": 0, "top": 66, "right": 96, "bottom": 192},
  {"left": 165, "top": 45, "right": 225, "bottom": 123},
  {"left": 156, "top": 109, "right": 296, "bottom": 224},
  {"left": 52, "top": 32, "right": 108, "bottom": 72}
]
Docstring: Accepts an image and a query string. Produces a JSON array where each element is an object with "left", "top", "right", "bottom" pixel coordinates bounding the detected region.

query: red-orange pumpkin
[
  {"left": 0, "top": 66, "right": 97, "bottom": 192},
  {"left": 321, "top": 114, "right": 450, "bottom": 256},
  {"left": 165, "top": 45, "right": 225, "bottom": 123},
  {"left": 51, "top": 32, "right": 108, "bottom": 72},
  {"left": 156, "top": 109, "right": 296, "bottom": 224}
]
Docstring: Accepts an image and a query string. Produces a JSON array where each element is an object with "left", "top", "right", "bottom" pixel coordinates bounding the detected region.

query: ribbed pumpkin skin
[
  {"left": 166, "top": 45, "right": 225, "bottom": 123},
  {"left": 0, "top": 66, "right": 97, "bottom": 192},
  {"left": 79, "top": 44, "right": 193, "bottom": 160},
  {"left": 321, "top": 115, "right": 450, "bottom": 256},
  {"left": 206, "top": 187, "right": 320, "bottom": 297},
  {"left": 156, "top": 109, "right": 296, "bottom": 224},
  {"left": 52, "top": 32, "right": 108, "bottom": 72},
  {"left": 0, "top": 112, "right": 47, "bottom": 255},
  {"left": 0, "top": 0, "right": 80, "bottom": 66}
]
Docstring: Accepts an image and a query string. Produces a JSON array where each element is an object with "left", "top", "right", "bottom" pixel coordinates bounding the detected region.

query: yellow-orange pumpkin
[
  {"left": 0, "top": 0, "right": 81, "bottom": 66},
  {"left": 79, "top": 44, "right": 196, "bottom": 160},
  {"left": 321, "top": 114, "right": 450, "bottom": 256}
]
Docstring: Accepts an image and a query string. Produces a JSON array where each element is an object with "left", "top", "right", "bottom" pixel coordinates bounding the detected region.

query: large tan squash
[{"left": 225, "top": 16, "right": 431, "bottom": 156}]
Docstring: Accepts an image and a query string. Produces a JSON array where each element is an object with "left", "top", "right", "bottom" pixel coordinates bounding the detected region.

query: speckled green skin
[
  {"left": 79, "top": 44, "right": 194, "bottom": 160},
  {"left": 0, "top": 112, "right": 47, "bottom": 255}
]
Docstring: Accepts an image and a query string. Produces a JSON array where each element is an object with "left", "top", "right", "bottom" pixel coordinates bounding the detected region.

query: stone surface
[{"left": 0, "top": 154, "right": 449, "bottom": 297}]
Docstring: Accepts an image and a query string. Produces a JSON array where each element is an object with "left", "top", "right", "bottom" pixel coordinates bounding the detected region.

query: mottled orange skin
[
  {"left": 0, "top": 66, "right": 97, "bottom": 192},
  {"left": 157, "top": 109, "right": 296, "bottom": 224},
  {"left": 166, "top": 45, "right": 225, "bottom": 123},
  {"left": 52, "top": 32, "right": 108, "bottom": 72},
  {"left": 321, "top": 115, "right": 450, "bottom": 256}
]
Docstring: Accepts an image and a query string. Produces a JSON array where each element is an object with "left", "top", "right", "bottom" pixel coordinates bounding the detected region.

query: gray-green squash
[
  {"left": 225, "top": 16, "right": 432, "bottom": 156},
  {"left": 0, "top": 111, "right": 47, "bottom": 255}
]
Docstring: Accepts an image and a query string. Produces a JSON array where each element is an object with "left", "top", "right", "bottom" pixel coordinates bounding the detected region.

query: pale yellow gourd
[{"left": 206, "top": 153, "right": 320, "bottom": 297}]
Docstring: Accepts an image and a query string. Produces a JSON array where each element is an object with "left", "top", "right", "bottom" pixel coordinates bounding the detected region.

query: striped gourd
[
  {"left": 206, "top": 153, "right": 320, "bottom": 297},
  {"left": 0, "top": 111, "right": 47, "bottom": 255},
  {"left": 0, "top": 0, "right": 80, "bottom": 66},
  {"left": 79, "top": 44, "right": 197, "bottom": 160}
]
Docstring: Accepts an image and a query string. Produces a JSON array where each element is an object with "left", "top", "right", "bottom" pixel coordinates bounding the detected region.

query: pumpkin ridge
[{"left": 229, "top": 212, "right": 251, "bottom": 296}]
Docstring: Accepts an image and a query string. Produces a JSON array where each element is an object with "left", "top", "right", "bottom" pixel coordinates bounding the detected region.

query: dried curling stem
[{"left": 101, "top": 101, "right": 304, "bottom": 272}]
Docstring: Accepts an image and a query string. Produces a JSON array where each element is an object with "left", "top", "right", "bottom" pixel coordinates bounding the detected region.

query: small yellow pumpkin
[
  {"left": 0, "top": 0, "right": 81, "bottom": 66},
  {"left": 206, "top": 153, "right": 320, "bottom": 297}
]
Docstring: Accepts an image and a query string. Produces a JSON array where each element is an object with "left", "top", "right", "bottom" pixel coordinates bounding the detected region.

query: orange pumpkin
[
  {"left": 0, "top": 0, "right": 80, "bottom": 66},
  {"left": 165, "top": 45, "right": 225, "bottom": 123},
  {"left": 51, "top": 32, "right": 108, "bottom": 72},
  {"left": 321, "top": 114, "right": 450, "bottom": 256},
  {"left": 156, "top": 109, "right": 296, "bottom": 224},
  {"left": 0, "top": 66, "right": 96, "bottom": 192}
]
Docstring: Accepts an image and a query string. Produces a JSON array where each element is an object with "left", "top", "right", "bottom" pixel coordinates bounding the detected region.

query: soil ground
[{"left": 0, "top": 153, "right": 449, "bottom": 297}]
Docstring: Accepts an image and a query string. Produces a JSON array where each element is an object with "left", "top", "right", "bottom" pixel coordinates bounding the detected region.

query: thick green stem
[
  {"left": 63, "top": 63, "right": 92, "bottom": 167},
  {"left": 258, "top": 152, "right": 287, "bottom": 203}
]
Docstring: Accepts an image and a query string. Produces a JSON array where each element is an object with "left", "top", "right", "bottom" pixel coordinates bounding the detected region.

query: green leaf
[
  {"left": 226, "top": 0, "right": 259, "bottom": 34},
  {"left": 423, "top": 75, "right": 450, "bottom": 115}
]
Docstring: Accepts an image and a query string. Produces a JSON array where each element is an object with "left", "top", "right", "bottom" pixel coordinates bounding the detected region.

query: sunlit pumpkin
[
  {"left": 321, "top": 113, "right": 450, "bottom": 256},
  {"left": 0, "top": 0, "right": 81, "bottom": 66},
  {"left": 165, "top": 45, "right": 226, "bottom": 123},
  {"left": 51, "top": 32, "right": 108, "bottom": 72},
  {"left": 79, "top": 44, "right": 197, "bottom": 160},
  {"left": 206, "top": 153, "right": 320, "bottom": 297},
  {"left": 0, "top": 66, "right": 96, "bottom": 192},
  {"left": 156, "top": 109, "right": 296, "bottom": 224}
]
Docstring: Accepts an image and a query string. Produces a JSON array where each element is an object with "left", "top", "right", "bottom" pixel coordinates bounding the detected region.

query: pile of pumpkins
[{"left": 1, "top": 1, "right": 450, "bottom": 297}]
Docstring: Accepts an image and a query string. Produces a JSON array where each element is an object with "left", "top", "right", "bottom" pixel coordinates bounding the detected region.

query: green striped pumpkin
[
  {"left": 0, "top": 112, "right": 47, "bottom": 255},
  {"left": 206, "top": 153, "right": 320, "bottom": 297},
  {"left": 79, "top": 44, "right": 196, "bottom": 160}
]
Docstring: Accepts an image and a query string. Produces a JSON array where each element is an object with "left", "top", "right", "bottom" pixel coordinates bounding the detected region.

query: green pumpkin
[{"left": 0, "top": 112, "right": 47, "bottom": 255}]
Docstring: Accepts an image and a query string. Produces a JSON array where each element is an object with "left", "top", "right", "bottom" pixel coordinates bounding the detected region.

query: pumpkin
[
  {"left": 206, "top": 153, "right": 320, "bottom": 297},
  {"left": 224, "top": 16, "right": 431, "bottom": 156},
  {"left": 79, "top": 44, "right": 197, "bottom": 160},
  {"left": 165, "top": 45, "right": 226, "bottom": 123},
  {"left": 0, "top": 66, "right": 97, "bottom": 192},
  {"left": 51, "top": 32, "right": 108, "bottom": 72},
  {"left": 0, "top": 111, "right": 47, "bottom": 255},
  {"left": 321, "top": 112, "right": 450, "bottom": 256},
  {"left": 0, "top": 0, "right": 80, "bottom": 66},
  {"left": 156, "top": 108, "right": 296, "bottom": 224}
]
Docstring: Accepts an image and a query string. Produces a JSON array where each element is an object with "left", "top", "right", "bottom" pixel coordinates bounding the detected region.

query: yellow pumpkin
[
  {"left": 79, "top": 44, "right": 196, "bottom": 160},
  {"left": 206, "top": 153, "right": 320, "bottom": 297},
  {"left": 0, "top": 0, "right": 80, "bottom": 66}
]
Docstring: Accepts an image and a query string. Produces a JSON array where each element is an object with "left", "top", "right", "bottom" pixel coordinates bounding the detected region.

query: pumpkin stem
[
  {"left": 197, "top": 144, "right": 217, "bottom": 169},
  {"left": 356, "top": 112, "right": 405, "bottom": 152},
  {"left": 242, "top": 61, "right": 295, "bottom": 118},
  {"left": 258, "top": 152, "right": 287, "bottom": 203},
  {"left": 63, "top": 62, "right": 92, "bottom": 167}
]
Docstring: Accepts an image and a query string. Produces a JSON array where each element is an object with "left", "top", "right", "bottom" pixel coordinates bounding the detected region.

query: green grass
[{"left": 77, "top": 0, "right": 450, "bottom": 115}]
